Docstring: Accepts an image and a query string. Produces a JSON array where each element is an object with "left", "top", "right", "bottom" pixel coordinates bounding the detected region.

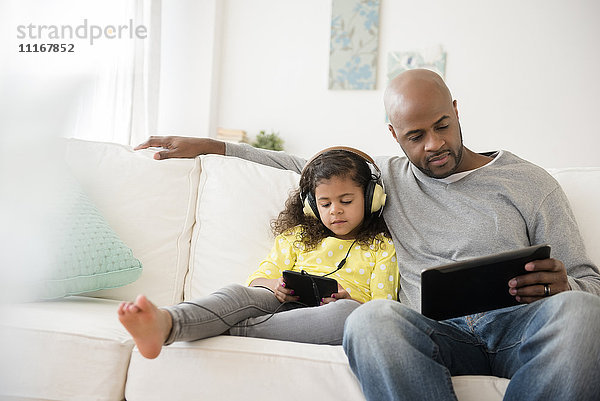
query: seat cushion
[
  {"left": 0, "top": 297, "right": 133, "bottom": 401},
  {"left": 125, "top": 335, "right": 507, "bottom": 401},
  {"left": 125, "top": 336, "right": 365, "bottom": 401}
]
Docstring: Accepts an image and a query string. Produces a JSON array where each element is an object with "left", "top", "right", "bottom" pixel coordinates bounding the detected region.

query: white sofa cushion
[
  {"left": 64, "top": 139, "right": 201, "bottom": 306},
  {"left": 35, "top": 177, "right": 143, "bottom": 300},
  {"left": 125, "top": 336, "right": 508, "bottom": 401},
  {"left": 185, "top": 155, "right": 299, "bottom": 299},
  {"left": 0, "top": 297, "right": 133, "bottom": 401},
  {"left": 548, "top": 167, "right": 600, "bottom": 267},
  {"left": 125, "top": 336, "right": 364, "bottom": 401}
]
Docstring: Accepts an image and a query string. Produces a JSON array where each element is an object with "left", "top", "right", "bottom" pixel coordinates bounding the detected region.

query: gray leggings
[{"left": 163, "top": 284, "right": 361, "bottom": 345}]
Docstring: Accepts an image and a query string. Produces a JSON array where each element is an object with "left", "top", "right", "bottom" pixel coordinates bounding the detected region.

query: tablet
[
  {"left": 282, "top": 270, "right": 338, "bottom": 307},
  {"left": 421, "top": 244, "right": 551, "bottom": 320}
]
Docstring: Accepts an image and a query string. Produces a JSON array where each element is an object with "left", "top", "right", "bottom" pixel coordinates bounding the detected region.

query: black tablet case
[
  {"left": 421, "top": 244, "right": 551, "bottom": 320},
  {"left": 282, "top": 270, "right": 338, "bottom": 307}
]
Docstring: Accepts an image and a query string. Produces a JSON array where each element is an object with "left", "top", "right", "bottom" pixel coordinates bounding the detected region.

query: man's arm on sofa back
[{"left": 135, "top": 136, "right": 226, "bottom": 160}]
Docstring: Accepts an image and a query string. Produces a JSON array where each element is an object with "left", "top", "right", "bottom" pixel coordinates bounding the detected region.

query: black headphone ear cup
[
  {"left": 364, "top": 179, "right": 376, "bottom": 217},
  {"left": 303, "top": 192, "right": 319, "bottom": 219}
]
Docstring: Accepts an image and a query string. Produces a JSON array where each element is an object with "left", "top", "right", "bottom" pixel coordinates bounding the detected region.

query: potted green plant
[{"left": 252, "top": 130, "right": 284, "bottom": 151}]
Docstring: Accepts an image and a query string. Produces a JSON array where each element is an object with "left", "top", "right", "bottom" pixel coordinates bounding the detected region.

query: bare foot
[{"left": 117, "top": 294, "right": 172, "bottom": 359}]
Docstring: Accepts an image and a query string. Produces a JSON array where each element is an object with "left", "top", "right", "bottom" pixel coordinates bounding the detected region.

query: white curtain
[
  {"left": 72, "top": 0, "right": 161, "bottom": 145},
  {"left": 130, "top": 0, "right": 162, "bottom": 146},
  {"left": 2, "top": 0, "right": 160, "bottom": 145}
]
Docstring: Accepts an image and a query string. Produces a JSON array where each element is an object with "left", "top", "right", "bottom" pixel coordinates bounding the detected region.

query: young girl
[{"left": 118, "top": 147, "right": 399, "bottom": 359}]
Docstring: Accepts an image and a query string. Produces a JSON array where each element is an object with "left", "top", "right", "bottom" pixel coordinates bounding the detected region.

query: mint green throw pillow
[{"left": 36, "top": 179, "right": 143, "bottom": 300}]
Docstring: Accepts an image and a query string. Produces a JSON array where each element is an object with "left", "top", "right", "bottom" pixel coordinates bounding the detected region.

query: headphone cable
[
  {"left": 179, "top": 298, "right": 309, "bottom": 329},
  {"left": 322, "top": 239, "right": 357, "bottom": 277}
]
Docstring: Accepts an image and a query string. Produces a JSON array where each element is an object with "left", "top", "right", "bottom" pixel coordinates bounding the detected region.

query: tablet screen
[{"left": 421, "top": 244, "right": 551, "bottom": 320}]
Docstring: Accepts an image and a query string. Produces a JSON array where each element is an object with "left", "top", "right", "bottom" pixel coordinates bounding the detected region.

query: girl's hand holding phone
[
  {"left": 274, "top": 277, "right": 300, "bottom": 303},
  {"left": 321, "top": 285, "right": 359, "bottom": 305}
]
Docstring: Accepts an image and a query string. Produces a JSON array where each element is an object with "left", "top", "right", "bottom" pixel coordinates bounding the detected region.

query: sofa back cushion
[
  {"left": 64, "top": 139, "right": 200, "bottom": 306},
  {"left": 35, "top": 176, "right": 143, "bottom": 300},
  {"left": 185, "top": 155, "right": 299, "bottom": 299},
  {"left": 185, "top": 160, "right": 600, "bottom": 301},
  {"left": 549, "top": 167, "right": 600, "bottom": 267}
]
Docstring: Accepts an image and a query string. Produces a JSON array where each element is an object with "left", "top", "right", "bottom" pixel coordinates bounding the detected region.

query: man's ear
[
  {"left": 388, "top": 124, "right": 399, "bottom": 142},
  {"left": 453, "top": 100, "right": 459, "bottom": 119}
]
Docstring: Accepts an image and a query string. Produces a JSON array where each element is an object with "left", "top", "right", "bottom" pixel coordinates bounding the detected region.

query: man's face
[{"left": 388, "top": 93, "right": 464, "bottom": 179}]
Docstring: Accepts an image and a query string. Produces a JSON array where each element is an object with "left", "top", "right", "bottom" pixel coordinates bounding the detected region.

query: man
[{"left": 137, "top": 69, "right": 600, "bottom": 400}]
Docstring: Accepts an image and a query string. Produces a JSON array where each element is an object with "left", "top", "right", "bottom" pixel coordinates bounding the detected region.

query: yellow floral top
[{"left": 246, "top": 227, "right": 399, "bottom": 303}]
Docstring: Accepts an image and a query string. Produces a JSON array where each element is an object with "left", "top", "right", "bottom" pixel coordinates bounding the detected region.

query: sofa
[{"left": 1, "top": 138, "right": 598, "bottom": 401}]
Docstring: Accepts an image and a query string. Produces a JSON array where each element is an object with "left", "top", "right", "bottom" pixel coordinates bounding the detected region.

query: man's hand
[
  {"left": 508, "top": 258, "right": 571, "bottom": 303},
  {"left": 134, "top": 136, "right": 225, "bottom": 160}
]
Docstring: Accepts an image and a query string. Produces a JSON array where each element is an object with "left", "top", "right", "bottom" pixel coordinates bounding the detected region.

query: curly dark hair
[{"left": 271, "top": 149, "right": 391, "bottom": 250}]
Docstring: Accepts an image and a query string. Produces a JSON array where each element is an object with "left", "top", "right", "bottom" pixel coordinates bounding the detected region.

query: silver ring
[{"left": 543, "top": 284, "right": 550, "bottom": 297}]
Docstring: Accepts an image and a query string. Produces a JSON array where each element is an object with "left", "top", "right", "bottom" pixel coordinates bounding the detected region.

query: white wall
[
  {"left": 156, "top": 0, "right": 221, "bottom": 137},
  {"left": 158, "top": 0, "right": 600, "bottom": 168}
]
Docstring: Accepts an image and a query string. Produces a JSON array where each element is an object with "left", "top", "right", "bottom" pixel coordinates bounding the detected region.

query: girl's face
[{"left": 314, "top": 175, "right": 365, "bottom": 240}]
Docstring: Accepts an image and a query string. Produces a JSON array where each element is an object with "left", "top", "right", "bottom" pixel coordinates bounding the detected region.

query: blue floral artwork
[
  {"left": 387, "top": 45, "right": 447, "bottom": 81},
  {"left": 329, "top": 0, "right": 380, "bottom": 90},
  {"left": 384, "top": 46, "right": 447, "bottom": 123}
]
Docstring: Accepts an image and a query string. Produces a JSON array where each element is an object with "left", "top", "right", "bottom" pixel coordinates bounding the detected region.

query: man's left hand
[{"left": 508, "top": 258, "right": 571, "bottom": 303}]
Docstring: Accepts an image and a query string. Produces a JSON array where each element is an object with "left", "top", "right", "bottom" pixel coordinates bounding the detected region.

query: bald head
[
  {"left": 384, "top": 69, "right": 453, "bottom": 128},
  {"left": 383, "top": 69, "right": 472, "bottom": 178}
]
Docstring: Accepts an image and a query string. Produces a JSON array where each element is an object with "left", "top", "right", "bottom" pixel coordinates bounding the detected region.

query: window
[{"left": 5, "top": 0, "right": 160, "bottom": 145}]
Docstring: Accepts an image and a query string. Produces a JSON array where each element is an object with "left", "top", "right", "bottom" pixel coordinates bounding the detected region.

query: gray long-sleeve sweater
[{"left": 226, "top": 143, "right": 600, "bottom": 311}]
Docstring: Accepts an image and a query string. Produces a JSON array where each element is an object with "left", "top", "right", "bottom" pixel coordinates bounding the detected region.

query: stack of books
[{"left": 216, "top": 128, "right": 248, "bottom": 143}]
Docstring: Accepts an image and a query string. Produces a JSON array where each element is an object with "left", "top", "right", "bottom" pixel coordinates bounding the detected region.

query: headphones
[{"left": 300, "top": 146, "right": 387, "bottom": 220}]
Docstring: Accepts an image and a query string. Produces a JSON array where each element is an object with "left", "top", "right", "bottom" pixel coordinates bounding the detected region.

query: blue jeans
[
  {"left": 343, "top": 291, "right": 600, "bottom": 401},
  {"left": 164, "top": 284, "right": 360, "bottom": 345}
]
